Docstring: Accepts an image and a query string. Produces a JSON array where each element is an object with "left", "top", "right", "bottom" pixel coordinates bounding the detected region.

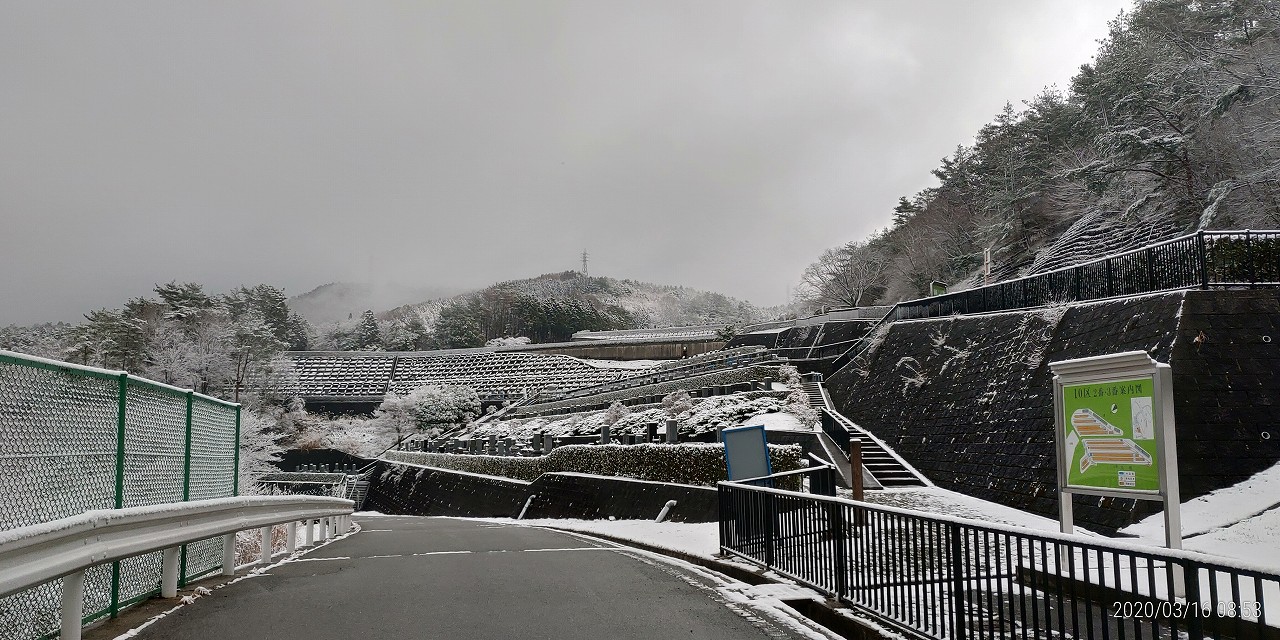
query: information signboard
[
  {"left": 1061, "top": 376, "right": 1159, "bottom": 493},
  {"left": 1049, "top": 351, "right": 1182, "bottom": 558},
  {"left": 721, "top": 425, "right": 772, "bottom": 483}
]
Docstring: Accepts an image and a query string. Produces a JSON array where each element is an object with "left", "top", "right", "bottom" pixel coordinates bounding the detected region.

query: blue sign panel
[{"left": 721, "top": 424, "right": 772, "bottom": 482}]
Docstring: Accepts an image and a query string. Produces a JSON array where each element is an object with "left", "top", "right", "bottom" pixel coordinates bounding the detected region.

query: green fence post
[
  {"left": 110, "top": 373, "right": 128, "bottom": 618},
  {"left": 180, "top": 391, "right": 193, "bottom": 587},
  {"left": 233, "top": 405, "right": 241, "bottom": 496}
]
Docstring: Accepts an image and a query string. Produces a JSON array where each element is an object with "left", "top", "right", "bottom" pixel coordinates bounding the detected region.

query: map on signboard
[{"left": 1062, "top": 376, "right": 1159, "bottom": 492}]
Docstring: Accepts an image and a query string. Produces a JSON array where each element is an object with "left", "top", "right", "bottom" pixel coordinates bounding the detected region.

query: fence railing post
[
  {"left": 1184, "top": 561, "right": 1202, "bottom": 638},
  {"left": 831, "top": 504, "right": 848, "bottom": 597},
  {"left": 1146, "top": 247, "right": 1156, "bottom": 290},
  {"left": 764, "top": 493, "right": 775, "bottom": 569},
  {"left": 850, "top": 439, "right": 864, "bottom": 502},
  {"left": 180, "top": 391, "right": 193, "bottom": 587},
  {"left": 232, "top": 405, "right": 242, "bottom": 496},
  {"left": 1198, "top": 230, "right": 1209, "bottom": 288},
  {"left": 1246, "top": 230, "right": 1255, "bottom": 287},
  {"left": 110, "top": 373, "right": 128, "bottom": 618},
  {"left": 948, "top": 522, "right": 967, "bottom": 640}
]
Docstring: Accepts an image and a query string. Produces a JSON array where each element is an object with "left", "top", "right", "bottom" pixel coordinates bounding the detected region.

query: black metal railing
[
  {"left": 719, "top": 481, "right": 1280, "bottom": 640},
  {"left": 891, "top": 230, "right": 1279, "bottom": 322},
  {"left": 824, "top": 230, "right": 1280, "bottom": 375},
  {"left": 819, "top": 409, "right": 851, "bottom": 451}
]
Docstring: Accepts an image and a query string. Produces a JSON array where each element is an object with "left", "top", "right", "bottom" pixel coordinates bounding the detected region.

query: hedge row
[{"left": 383, "top": 442, "right": 804, "bottom": 489}]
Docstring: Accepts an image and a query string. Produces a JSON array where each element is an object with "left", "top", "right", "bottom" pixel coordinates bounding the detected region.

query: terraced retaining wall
[
  {"left": 826, "top": 290, "right": 1280, "bottom": 532},
  {"left": 515, "top": 364, "right": 784, "bottom": 416}
]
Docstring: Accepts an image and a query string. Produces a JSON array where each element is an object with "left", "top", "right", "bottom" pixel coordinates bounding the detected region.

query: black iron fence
[
  {"left": 826, "top": 230, "right": 1280, "bottom": 374},
  {"left": 891, "top": 230, "right": 1280, "bottom": 322},
  {"left": 719, "top": 481, "right": 1280, "bottom": 640}
]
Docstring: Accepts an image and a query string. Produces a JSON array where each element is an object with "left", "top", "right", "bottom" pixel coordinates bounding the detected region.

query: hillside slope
[
  {"left": 374, "top": 271, "right": 765, "bottom": 348},
  {"left": 288, "top": 282, "right": 464, "bottom": 325}
]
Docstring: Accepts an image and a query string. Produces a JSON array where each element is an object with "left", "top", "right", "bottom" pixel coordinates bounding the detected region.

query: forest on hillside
[
  {"left": 798, "top": 0, "right": 1280, "bottom": 310},
  {"left": 315, "top": 271, "right": 765, "bottom": 351},
  {"left": 0, "top": 272, "right": 766, "bottom": 385},
  {"left": 0, "top": 282, "right": 308, "bottom": 401}
]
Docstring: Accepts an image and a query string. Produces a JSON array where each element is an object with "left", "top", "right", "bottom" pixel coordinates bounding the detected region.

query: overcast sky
[{"left": 0, "top": 1, "right": 1130, "bottom": 325}]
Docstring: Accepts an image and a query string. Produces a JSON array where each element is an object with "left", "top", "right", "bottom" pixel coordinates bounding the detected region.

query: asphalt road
[{"left": 129, "top": 516, "right": 825, "bottom": 639}]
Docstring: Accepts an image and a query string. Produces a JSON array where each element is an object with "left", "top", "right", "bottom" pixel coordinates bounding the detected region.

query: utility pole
[{"left": 581, "top": 250, "right": 589, "bottom": 277}]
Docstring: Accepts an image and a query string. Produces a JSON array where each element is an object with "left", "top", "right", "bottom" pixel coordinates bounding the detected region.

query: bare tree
[{"left": 798, "top": 240, "right": 889, "bottom": 308}]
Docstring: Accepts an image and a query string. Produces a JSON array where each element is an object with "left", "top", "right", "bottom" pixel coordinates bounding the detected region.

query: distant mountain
[
  {"left": 288, "top": 282, "right": 465, "bottom": 325},
  {"left": 380, "top": 271, "right": 767, "bottom": 346}
]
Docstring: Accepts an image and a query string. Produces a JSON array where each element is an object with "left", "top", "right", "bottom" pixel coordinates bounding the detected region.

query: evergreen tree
[{"left": 353, "top": 310, "right": 382, "bottom": 350}]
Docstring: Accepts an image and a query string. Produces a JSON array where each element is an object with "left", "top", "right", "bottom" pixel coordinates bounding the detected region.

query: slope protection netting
[{"left": 0, "top": 352, "right": 239, "bottom": 640}]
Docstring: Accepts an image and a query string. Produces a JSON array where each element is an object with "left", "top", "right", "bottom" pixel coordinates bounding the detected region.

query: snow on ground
[
  {"left": 744, "top": 412, "right": 806, "bottom": 431},
  {"left": 1122, "top": 461, "right": 1280, "bottom": 570},
  {"left": 482, "top": 517, "right": 721, "bottom": 558},
  {"left": 576, "top": 358, "right": 665, "bottom": 370},
  {"left": 852, "top": 486, "right": 1094, "bottom": 535}
]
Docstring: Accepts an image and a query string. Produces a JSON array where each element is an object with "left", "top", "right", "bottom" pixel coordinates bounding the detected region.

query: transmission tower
[{"left": 581, "top": 250, "right": 589, "bottom": 277}]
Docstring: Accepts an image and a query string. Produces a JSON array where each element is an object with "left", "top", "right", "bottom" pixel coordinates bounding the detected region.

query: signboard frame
[
  {"left": 721, "top": 424, "right": 772, "bottom": 484},
  {"left": 1050, "top": 351, "right": 1181, "bottom": 553}
]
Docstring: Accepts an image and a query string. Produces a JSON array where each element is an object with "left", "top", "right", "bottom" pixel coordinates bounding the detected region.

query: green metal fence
[{"left": 0, "top": 350, "right": 241, "bottom": 640}]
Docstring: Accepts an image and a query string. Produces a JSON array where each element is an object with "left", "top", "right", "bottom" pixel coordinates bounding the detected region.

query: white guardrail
[{"left": 0, "top": 495, "right": 354, "bottom": 640}]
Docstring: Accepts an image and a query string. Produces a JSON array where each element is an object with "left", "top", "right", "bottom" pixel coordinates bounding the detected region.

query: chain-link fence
[{"left": 0, "top": 351, "right": 240, "bottom": 640}]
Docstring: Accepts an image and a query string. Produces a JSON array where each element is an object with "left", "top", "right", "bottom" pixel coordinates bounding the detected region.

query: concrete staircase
[
  {"left": 801, "top": 381, "right": 826, "bottom": 407},
  {"left": 805, "top": 380, "right": 929, "bottom": 489},
  {"left": 343, "top": 477, "right": 371, "bottom": 511}
]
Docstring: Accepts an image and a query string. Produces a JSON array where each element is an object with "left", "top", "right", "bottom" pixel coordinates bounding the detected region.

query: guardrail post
[
  {"left": 320, "top": 517, "right": 330, "bottom": 541},
  {"left": 286, "top": 522, "right": 297, "bottom": 553},
  {"left": 304, "top": 519, "right": 315, "bottom": 547},
  {"left": 222, "top": 533, "right": 236, "bottom": 576},
  {"left": 330, "top": 516, "right": 339, "bottom": 537},
  {"left": 161, "top": 546, "right": 180, "bottom": 598},
  {"left": 259, "top": 526, "right": 272, "bottom": 564},
  {"left": 62, "top": 569, "right": 85, "bottom": 640}
]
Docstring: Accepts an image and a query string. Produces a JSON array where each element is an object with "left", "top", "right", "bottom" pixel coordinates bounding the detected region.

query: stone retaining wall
[{"left": 826, "top": 290, "right": 1280, "bottom": 532}]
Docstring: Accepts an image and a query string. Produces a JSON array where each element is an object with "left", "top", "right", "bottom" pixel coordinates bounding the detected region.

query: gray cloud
[{"left": 0, "top": 0, "right": 1127, "bottom": 324}]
